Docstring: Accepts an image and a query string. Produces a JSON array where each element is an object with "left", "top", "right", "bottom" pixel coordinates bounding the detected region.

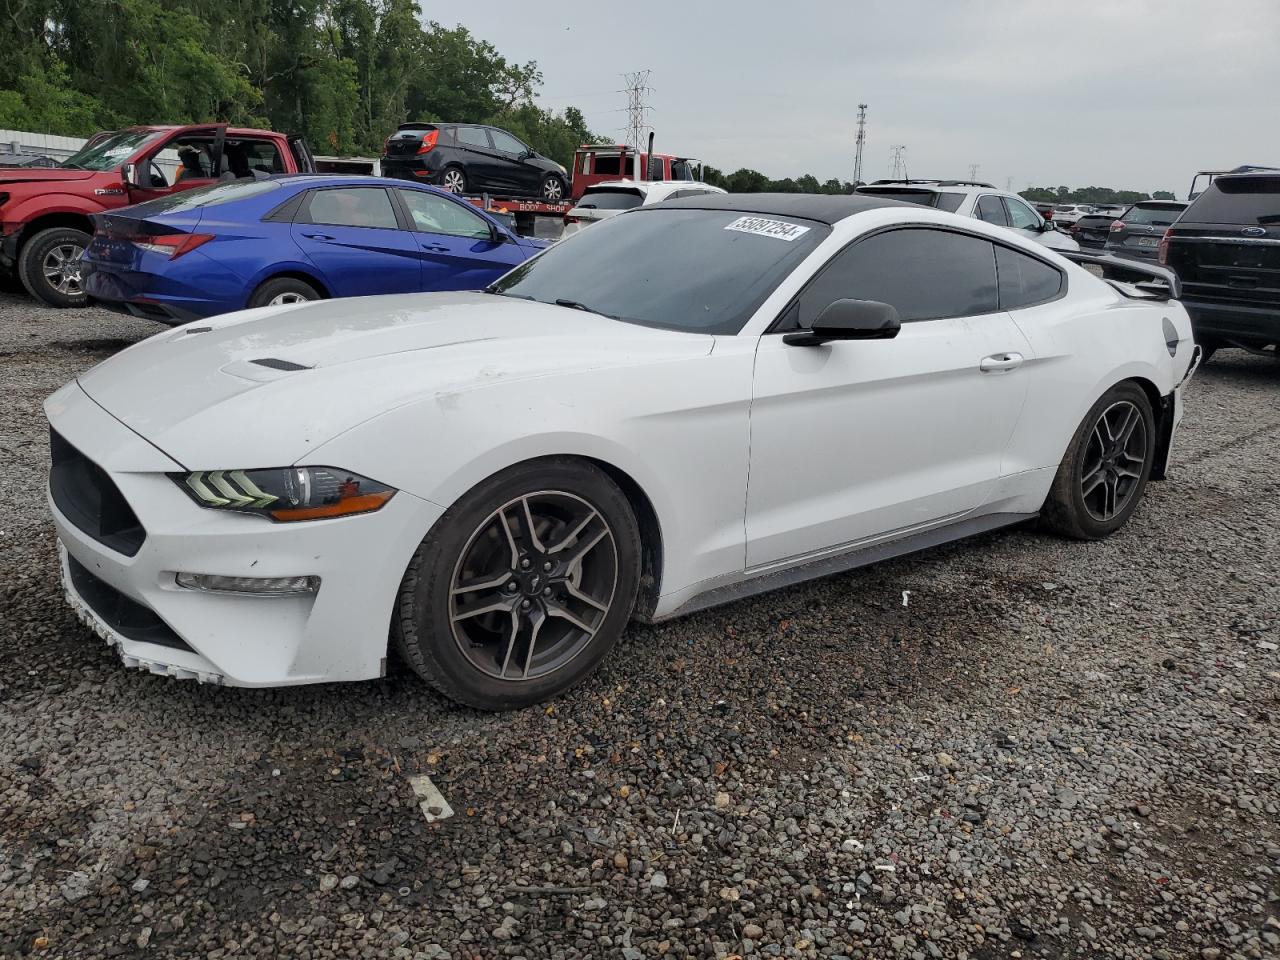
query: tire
[
  {"left": 540, "top": 175, "right": 567, "bottom": 202},
  {"left": 393, "top": 458, "right": 642, "bottom": 710},
  {"left": 18, "top": 227, "right": 92, "bottom": 308},
  {"left": 248, "top": 276, "right": 320, "bottom": 309},
  {"left": 1042, "top": 382, "right": 1156, "bottom": 541},
  {"left": 440, "top": 166, "right": 468, "bottom": 195}
]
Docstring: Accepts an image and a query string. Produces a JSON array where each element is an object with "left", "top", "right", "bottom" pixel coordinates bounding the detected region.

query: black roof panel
[{"left": 660, "top": 192, "right": 905, "bottom": 224}]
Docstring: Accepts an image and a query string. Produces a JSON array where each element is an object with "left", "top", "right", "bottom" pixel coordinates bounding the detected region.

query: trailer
[{"left": 461, "top": 194, "right": 573, "bottom": 239}]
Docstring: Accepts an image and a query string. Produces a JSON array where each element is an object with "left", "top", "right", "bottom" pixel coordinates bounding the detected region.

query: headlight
[{"left": 171, "top": 467, "right": 395, "bottom": 522}]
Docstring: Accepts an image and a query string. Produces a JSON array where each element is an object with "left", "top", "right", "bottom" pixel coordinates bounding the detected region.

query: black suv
[
  {"left": 381, "top": 122, "right": 570, "bottom": 201},
  {"left": 1162, "top": 172, "right": 1280, "bottom": 357}
]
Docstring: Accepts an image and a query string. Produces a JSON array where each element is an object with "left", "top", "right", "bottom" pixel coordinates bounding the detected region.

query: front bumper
[{"left": 46, "top": 381, "right": 444, "bottom": 687}]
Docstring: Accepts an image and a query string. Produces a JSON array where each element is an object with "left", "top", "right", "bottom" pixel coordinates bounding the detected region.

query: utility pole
[
  {"left": 853, "top": 103, "right": 868, "bottom": 185},
  {"left": 621, "top": 71, "right": 653, "bottom": 151},
  {"left": 889, "top": 145, "right": 908, "bottom": 181},
  {"left": 1006, "top": 176, "right": 1014, "bottom": 191},
  {"left": 968, "top": 163, "right": 980, "bottom": 182}
]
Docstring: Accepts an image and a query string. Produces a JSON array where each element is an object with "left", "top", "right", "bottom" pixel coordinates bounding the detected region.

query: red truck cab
[
  {"left": 0, "top": 123, "right": 314, "bottom": 307},
  {"left": 570, "top": 144, "right": 703, "bottom": 200}
]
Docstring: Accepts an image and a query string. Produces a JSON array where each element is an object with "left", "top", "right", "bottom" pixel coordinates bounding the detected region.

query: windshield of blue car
[
  {"left": 489, "top": 208, "right": 830, "bottom": 334},
  {"left": 61, "top": 130, "right": 165, "bottom": 171},
  {"left": 128, "top": 179, "right": 285, "bottom": 214}
]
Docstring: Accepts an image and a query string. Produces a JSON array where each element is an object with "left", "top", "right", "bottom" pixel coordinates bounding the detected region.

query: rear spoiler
[{"left": 1058, "top": 250, "right": 1181, "bottom": 301}]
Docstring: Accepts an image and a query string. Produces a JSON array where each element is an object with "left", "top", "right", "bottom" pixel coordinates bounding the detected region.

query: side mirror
[
  {"left": 519, "top": 149, "right": 535, "bottom": 160},
  {"left": 1040, "top": 219, "right": 1056, "bottom": 232},
  {"left": 121, "top": 162, "right": 139, "bottom": 187},
  {"left": 783, "top": 299, "right": 901, "bottom": 346},
  {"left": 489, "top": 223, "right": 515, "bottom": 244}
]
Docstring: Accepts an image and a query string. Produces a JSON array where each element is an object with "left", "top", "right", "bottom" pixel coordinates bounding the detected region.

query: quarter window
[
  {"left": 1003, "top": 197, "right": 1041, "bottom": 230},
  {"left": 796, "top": 228, "right": 999, "bottom": 325},
  {"left": 454, "top": 126, "right": 491, "bottom": 149},
  {"left": 976, "top": 195, "right": 1007, "bottom": 225},
  {"left": 398, "top": 190, "right": 492, "bottom": 239},
  {"left": 303, "top": 188, "right": 399, "bottom": 229},
  {"left": 995, "top": 246, "right": 1063, "bottom": 310}
]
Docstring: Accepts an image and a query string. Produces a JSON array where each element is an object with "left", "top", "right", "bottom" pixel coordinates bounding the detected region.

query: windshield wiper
[
  {"left": 554, "top": 298, "right": 616, "bottom": 319},
  {"left": 60, "top": 162, "right": 85, "bottom": 170}
]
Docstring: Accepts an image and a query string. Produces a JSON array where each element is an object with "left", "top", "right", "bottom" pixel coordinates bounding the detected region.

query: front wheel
[
  {"left": 393, "top": 458, "right": 641, "bottom": 710},
  {"left": 1042, "top": 382, "right": 1156, "bottom": 540},
  {"left": 19, "top": 227, "right": 92, "bottom": 308},
  {"left": 540, "top": 175, "right": 567, "bottom": 202}
]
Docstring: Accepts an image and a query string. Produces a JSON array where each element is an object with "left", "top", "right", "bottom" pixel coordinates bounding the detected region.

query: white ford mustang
[{"left": 46, "top": 194, "right": 1201, "bottom": 709}]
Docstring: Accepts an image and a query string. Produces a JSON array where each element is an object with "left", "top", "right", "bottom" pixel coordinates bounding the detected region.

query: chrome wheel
[
  {"left": 43, "top": 243, "right": 85, "bottom": 296},
  {"left": 449, "top": 491, "right": 617, "bottom": 682},
  {"left": 541, "top": 177, "right": 564, "bottom": 201},
  {"left": 268, "top": 292, "right": 310, "bottom": 306},
  {"left": 442, "top": 169, "right": 467, "bottom": 194},
  {"left": 1081, "top": 400, "right": 1148, "bottom": 522}
]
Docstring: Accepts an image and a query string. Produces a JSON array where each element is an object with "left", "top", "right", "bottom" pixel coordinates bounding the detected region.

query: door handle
[
  {"left": 979, "top": 352, "right": 1025, "bottom": 373},
  {"left": 301, "top": 232, "right": 335, "bottom": 241},
  {"left": 422, "top": 244, "right": 450, "bottom": 253}
]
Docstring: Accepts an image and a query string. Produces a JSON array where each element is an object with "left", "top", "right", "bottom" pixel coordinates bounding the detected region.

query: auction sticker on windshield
[{"left": 724, "top": 216, "right": 811, "bottom": 242}]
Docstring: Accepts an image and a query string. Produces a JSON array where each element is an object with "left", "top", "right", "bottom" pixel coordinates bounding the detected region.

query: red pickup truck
[{"left": 0, "top": 123, "right": 314, "bottom": 307}]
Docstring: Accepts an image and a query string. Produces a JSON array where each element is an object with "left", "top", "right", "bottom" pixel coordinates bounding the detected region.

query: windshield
[
  {"left": 576, "top": 188, "right": 645, "bottom": 210},
  {"left": 1122, "top": 204, "right": 1185, "bottom": 227},
  {"left": 490, "top": 208, "right": 830, "bottom": 334},
  {"left": 61, "top": 130, "right": 165, "bottom": 171}
]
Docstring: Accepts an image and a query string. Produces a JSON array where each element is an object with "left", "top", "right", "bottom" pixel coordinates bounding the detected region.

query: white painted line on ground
[{"left": 407, "top": 774, "right": 454, "bottom": 822}]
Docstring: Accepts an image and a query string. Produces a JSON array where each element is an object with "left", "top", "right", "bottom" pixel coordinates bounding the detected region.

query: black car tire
[
  {"left": 1041, "top": 382, "right": 1156, "bottom": 541},
  {"left": 540, "top": 175, "right": 567, "bottom": 202},
  {"left": 393, "top": 457, "right": 642, "bottom": 710},
  {"left": 19, "top": 226, "right": 91, "bottom": 308},
  {"left": 440, "top": 166, "right": 468, "bottom": 195},
  {"left": 248, "top": 276, "right": 320, "bottom": 308}
]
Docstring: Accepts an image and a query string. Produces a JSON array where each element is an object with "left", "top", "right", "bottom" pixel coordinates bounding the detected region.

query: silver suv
[{"left": 855, "top": 180, "right": 1080, "bottom": 252}]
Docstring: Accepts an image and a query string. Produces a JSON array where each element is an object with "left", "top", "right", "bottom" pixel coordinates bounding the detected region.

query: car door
[
  {"left": 290, "top": 186, "right": 421, "bottom": 297},
  {"left": 451, "top": 125, "right": 502, "bottom": 192},
  {"left": 125, "top": 125, "right": 226, "bottom": 204},
  {"left": 1002, "top": 196, "right": 1045, "bottom": 243},
  {"left": 745, "top": 227, "right": 1033, "bottom": 568},
  {"left": 487, "top": 127, "right": 541, "bottom": 195},
  {"left": 393, "top": 188, "right": 529, "bottom": 290}
]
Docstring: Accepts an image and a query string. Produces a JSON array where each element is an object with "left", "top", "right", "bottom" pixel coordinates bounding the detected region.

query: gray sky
[{"left": 434, "top": 0, "right": 1280, "bottom": 197}]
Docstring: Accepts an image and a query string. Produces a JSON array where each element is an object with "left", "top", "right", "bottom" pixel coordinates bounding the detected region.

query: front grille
[
  {"left": 66, "top": 553, "right": 191, "bottom": 651},
  {"left": 49, "top": 429, "right": 146, "bottom": 556}
]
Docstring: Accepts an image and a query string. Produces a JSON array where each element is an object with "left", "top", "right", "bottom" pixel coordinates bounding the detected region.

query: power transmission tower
[
  {"left": 853, "top": 103, "right": 868, "bottom": 185},
  {"left": 889, "top": 145, "right": 908, "bottom": 180},
  {"left": 621, "top": 70, "right": 653, "bottom": 149},
  {"left": 967, "top": 163, "right": 980, "bottom": 181}
]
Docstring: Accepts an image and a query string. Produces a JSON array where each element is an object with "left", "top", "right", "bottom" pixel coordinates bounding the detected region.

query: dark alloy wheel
[
  {"left": 1042, "top": 382, "right": 1156, "bottom": 540},
  {"left": 449, "top": 491, "right": 617, "bottom": 681},
  {"left": 540, "top": 175, "right": 566, "bottom": 202},
  {"left": 394, "top": 458, "right": 641, "bottom": 710}
]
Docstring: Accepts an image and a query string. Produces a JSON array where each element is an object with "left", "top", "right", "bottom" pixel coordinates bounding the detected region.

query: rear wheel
[
  {"left": 540, "top": 175, "right": 567, "bottom": 202},
  {"left": 1042, "top": 382, "right": 1156, "bottom": 540},
  {"left": 18, "top": 227, "right": 91, "bottom": 308},
  {"left": 393, "top": 458, "right": 641, "bottom": 710},
  {"left": 249, "top": 276, "right": 320, "bottom": 308},
  {"left": 440, "top": 166, "right": 467, "bottom": 194}
]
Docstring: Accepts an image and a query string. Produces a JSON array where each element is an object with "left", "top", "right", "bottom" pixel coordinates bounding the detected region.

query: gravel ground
[{"left": 1, "top": 288, "right": 1278, "bottom": 960}]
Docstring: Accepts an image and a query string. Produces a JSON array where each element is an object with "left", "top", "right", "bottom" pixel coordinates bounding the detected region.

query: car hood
[
  {"left": 76, "top": 291, "right": 712, "bottom": 468},
  {"left": 0, "top": 168, "right": 104, "bottom": 185}
]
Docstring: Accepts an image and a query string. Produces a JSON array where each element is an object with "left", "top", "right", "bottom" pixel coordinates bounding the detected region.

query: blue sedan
[{"left": 81, "top": 175, "right": 551, "bottom": 323}]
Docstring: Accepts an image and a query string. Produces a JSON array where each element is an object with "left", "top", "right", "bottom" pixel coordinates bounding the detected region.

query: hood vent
[{"left": 250, "top": 358, "right": 311, "bottom": 372}]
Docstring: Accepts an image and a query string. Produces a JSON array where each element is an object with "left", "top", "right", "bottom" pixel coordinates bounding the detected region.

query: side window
[
  {"left": 796, "top": 228, "right": 998, "bottom": 325},
  {"left": 995, "top": 246, "right": 1064, "bottom": 310},
  {"left": 1003, "top": 197, "right": 1041, "bottom": 230},
  {"left": 149, "top": 136, "right": 217, "bottom": 187},
  {"left": 228, "top": 139, "right": 284, "bottom": 176},
  {"left": 303, "top": 188, "right": 399, "bottom": 229},
  {"left": 398, "top": 190, "right": 492, "bottom": 239},
  {"left": 454, "top": 126, "right": 491, "bottom": 149},
  {"left": 975, "top": 195, "right": 1008, "bottom": 225},
  {"left": 935, "top": 192, "right": 966, "bottom": 212},
  {"left": 488, "top": 129, "right": 527, "bottom": 154}
]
